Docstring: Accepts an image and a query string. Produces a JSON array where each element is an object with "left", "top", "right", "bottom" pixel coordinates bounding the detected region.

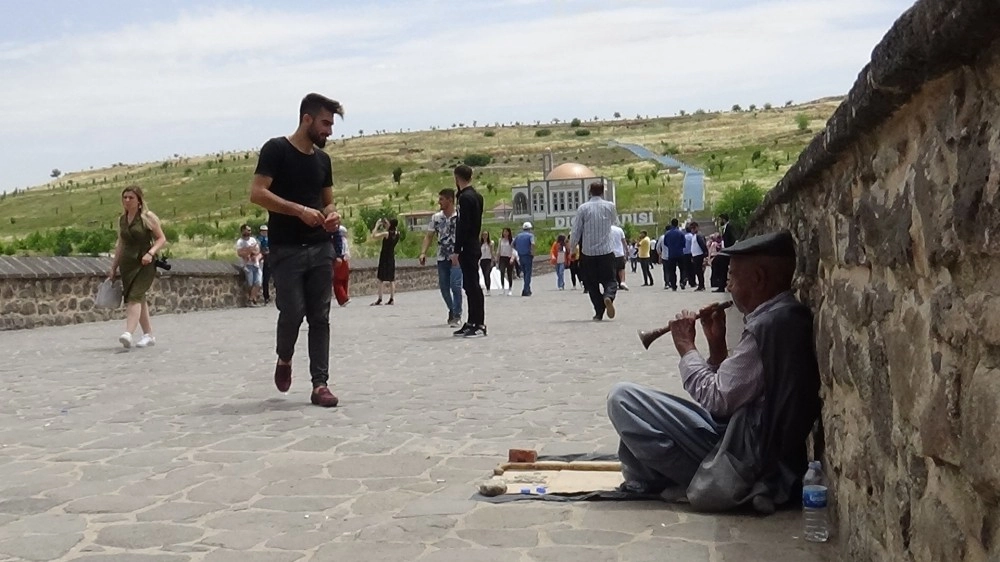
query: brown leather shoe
[
  {"left": 311, "top": 386, "right": 339, "bottom": 407},
  {"left": 274, "top": 361, "right": 292, "bottom": 392}
]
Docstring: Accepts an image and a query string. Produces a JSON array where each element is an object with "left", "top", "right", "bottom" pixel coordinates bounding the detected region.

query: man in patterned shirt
[
  {"left": 607, "top": 231, "right": 821, "bottom": 514},
  {"left": 420, "top": 189, "right": 463, "bottom": 327}
]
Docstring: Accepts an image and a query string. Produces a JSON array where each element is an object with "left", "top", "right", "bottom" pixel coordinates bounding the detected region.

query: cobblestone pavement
[{"left": 0, "top": 269, "right": 835, "bottom": 561}]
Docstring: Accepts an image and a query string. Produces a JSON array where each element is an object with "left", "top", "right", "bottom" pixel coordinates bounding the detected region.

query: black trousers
[
  {"left": 690, "top": 255, "right": 705, "bottom": 289},
  {"left": 665, "top": 257, "right": 682, "bottom": 290},
  {"left": 639, "top": 258, "right": 653, "bottom": 285},
  {"left": 569, "top": 261, "right": 580, "bottom": 288},
  {"left": 679, "top": 255, "right": 692, "bottom": 288},
  {"left": 581, "top": 252, "right": 619, "bottom": 315},
  {"left": 459, "top": 252, "right": 485, "bottom": 326},
  {"left": 711, "top": 255, "right": 730, "bottom": 290},
  {"left": 270, "top": 242, "right": 332, "bottom": 388},
  {"left": 262, "top": 256, "right": 271, "bottom": 301},
  {"left": 498, "top": 256, "right": 514, "bottom": 290},
  {"left": 479, "top": 258, "right": 492, "bottom": 291}
]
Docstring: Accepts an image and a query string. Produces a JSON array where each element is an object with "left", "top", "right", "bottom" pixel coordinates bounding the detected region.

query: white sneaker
[
  {"left": 135, "top": 334, "right": 156, "bottom": 348},
  {"left": 118, "top": 332, "right": 133, "bottom": 349},
  {"left": 507, "top": 290, "right": 513, "bottom": 296}
]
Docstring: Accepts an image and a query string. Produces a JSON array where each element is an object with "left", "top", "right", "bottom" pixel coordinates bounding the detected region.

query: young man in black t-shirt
[
  {"left": 249, "top": 93, "right": 344, "bottom": 408},
  {"left": 450, "top": 165, "right": 486, "bottom": 337}
]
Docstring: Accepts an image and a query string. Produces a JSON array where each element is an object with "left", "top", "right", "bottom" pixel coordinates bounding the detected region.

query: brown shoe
[
  {"left": 274, "top": 361, "right": 292, "bottom": 392},
  {"left": 311, "top": 386, "right": 339, "bottom": 407}
]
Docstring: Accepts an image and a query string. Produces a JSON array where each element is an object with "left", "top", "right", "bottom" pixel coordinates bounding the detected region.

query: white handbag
[{"left": 95, "top": 279, "right": 123, "bottom": 309}]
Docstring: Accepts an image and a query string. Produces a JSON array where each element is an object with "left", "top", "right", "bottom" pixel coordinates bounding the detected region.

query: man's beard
[{"left": 308, "top": 128, "right": 327, "bottom": 148}]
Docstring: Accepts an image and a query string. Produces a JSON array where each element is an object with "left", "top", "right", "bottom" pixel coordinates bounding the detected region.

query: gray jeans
[
  {"left": 269, "top": 242, "right": 333, "bottom": 388},
  {"left": 607, "top": 382, "right": 724, "bottom": 490}
]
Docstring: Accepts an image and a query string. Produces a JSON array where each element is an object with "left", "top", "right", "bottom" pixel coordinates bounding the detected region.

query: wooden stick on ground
[{"left": 494, "top": 461, "right": 622, "bottom": 475}]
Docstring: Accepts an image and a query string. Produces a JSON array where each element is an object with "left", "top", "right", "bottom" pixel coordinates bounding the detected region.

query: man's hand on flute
[{"left": 669, "top": 302, "right": 730, "bottom": 357}]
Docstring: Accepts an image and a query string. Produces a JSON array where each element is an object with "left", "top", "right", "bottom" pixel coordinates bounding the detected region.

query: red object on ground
[{"left": 508, "top": 449, "right": 538, "bottom": 463}]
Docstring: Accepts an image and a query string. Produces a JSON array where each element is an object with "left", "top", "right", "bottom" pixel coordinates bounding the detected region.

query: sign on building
[{"left": 553, "top": 211, "right": 656, "bottom": 229}]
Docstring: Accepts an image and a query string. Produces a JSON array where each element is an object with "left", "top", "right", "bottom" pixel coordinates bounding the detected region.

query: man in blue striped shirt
[{"left": 569, "top": 181, "right": 620, "bottom": 320}]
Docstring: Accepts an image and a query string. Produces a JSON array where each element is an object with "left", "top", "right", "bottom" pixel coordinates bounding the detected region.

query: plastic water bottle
[{"left": 802, "top": 460, "right": 830, "bottom": 542}]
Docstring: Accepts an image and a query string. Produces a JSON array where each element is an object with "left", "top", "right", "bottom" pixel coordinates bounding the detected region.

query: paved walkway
[
  {"left": 0, "top": 269, "right": 833, "bottom": 561},
  {"left": 610, "top": 141, "right": 706, "bottom": 212}
]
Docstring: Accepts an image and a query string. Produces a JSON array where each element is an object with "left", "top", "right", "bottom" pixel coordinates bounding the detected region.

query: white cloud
[{"left": 0, "top": 0, "right": 914, "bottom": 190}]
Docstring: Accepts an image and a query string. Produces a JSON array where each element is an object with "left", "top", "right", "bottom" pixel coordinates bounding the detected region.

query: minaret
[{"left": 542, "top": 148, "right": 553, "bottom": 178}]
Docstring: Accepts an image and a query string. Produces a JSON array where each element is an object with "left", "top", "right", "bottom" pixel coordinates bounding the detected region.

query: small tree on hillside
[
  {"left": 392, "top": 167, "right": 403, "bottom": 185},
  {"left": 50, "top": 169, "right": 61, "bottom": 178},
  {"left": 795, "top": 113, "right": 810, "bottom": 131},
  {"left": 731, "top": 104, "right": 742, "bottom": 112},
  {"left": 570, "top": 118, "right": 582, "bottom": 127},
  {"left": 613, "top": 112, "right": 621, "bottom": 119},
  {"left": 626, "top": 167, "right": 636, "bottom": 183},
  {"left": 714, "top": 180, "right": 766, "bottom": 234}
]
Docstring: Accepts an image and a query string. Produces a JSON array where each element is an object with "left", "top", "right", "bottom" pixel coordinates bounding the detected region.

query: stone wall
[
  {"left": 0, "top": 256, "right": 555, "bottom": 330},
  {"left": 748, "top": 1, "right": 1000, "bottom": 560},
  {"left": 0, "top": 257, "right": 246, "bottom": 330}
]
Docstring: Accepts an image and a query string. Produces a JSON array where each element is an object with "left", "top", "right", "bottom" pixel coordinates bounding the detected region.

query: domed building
[{"left": 510, "top": 153, "right": 617, "bottom": 228}]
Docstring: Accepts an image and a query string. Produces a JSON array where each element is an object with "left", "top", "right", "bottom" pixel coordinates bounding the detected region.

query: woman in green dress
[{"left": 107, "top": 186, "right": 167, "bottom": 349}]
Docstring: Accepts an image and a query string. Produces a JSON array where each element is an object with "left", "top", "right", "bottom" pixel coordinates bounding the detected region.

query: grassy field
[{"left": 0, "top": 98, "right": 839, "bottom": 259}]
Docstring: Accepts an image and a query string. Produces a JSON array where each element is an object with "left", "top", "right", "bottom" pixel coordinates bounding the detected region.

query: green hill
[{"left": 0, "top": 99, "right": 839, "bottom": 259}]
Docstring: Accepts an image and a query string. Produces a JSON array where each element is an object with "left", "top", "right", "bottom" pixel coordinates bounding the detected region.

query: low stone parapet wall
[{"left": 0, "top": 256, "right": 555, "bottom": 330}]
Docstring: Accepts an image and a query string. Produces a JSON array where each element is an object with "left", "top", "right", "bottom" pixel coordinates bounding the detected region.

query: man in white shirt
[
  {"left": 235, "top": 224, "right": 263, "bottom": 305},
  {"left": 656, "top": 228, "right": 669, "bottom": 289},
  {"left": 609, "top": 224, "right": 628, "bottom": 291},
  {"left": 688, "top": 221, "right": 708, "bottom": 291}
]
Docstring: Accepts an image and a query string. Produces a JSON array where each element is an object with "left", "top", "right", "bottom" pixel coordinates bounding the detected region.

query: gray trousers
[
  {"left": 269, "top": 242, "right": 333, "bottom": 388},
  {"left": 607, "top": 382, "right": 725, "bottom": 490}
]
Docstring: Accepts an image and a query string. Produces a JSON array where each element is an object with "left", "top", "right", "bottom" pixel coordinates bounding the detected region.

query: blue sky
[{"left": 0, "top": 0, "right": 916, "bottom": 192}]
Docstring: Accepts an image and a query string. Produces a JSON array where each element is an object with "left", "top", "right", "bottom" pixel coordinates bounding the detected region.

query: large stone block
[{"left": 961, "top": 363, "right": 1000, "bottom": 498}]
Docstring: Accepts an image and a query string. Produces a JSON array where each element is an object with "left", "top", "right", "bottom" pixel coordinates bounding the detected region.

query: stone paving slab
[{"left": 0, "top": 269, "right": 837, "bottom": 561}]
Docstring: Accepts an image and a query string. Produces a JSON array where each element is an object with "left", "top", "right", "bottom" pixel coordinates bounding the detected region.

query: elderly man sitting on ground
[{"left": 607, "top": 230, "right": 821, "bottom": 513}]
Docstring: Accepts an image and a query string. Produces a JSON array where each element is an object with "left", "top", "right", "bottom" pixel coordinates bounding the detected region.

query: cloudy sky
[{"left": 0, "top": 0, "right": 916, "bottom": 192}]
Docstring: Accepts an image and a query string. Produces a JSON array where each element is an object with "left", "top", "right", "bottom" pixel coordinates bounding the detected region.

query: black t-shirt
[
  {"left": 454, "top": 186, "right": 484, "bottom": 256},
  {"left": 254, "top": 137, "right": 333, "bottom": 245}
]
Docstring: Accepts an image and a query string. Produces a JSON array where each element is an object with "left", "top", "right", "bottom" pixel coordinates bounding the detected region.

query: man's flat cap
[{"left": 720, "top": 230, "right": 796, "bottom": 258}]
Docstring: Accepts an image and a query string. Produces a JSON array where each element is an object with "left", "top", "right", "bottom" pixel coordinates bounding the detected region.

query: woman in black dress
[{"left": 371, "top": 217, "right": 400, "bottom": 305}]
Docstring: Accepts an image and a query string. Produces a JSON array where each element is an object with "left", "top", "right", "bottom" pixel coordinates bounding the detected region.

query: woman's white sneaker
[
  {"left": 118, "top": 332, "right": 133, "bottom": 349},
  {"left": 135, "top": 334, "right": 156, "bottom": 348}
]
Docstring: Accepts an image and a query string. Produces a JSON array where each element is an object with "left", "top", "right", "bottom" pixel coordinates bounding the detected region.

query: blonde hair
[{"left": 121, "top": 185, "right": 156, "bottom": 231}]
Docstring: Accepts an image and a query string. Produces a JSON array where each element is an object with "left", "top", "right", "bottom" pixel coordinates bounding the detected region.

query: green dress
[{"left": 119, "top": 214, "right": 156, "bottom": 304}]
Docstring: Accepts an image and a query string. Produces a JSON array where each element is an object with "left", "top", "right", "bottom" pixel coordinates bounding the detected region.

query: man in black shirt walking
[
  {"left": 450, "top": 165, "right": 486, "bottom": 337},
  {"left": 249, "top": 93, "right": 343, "bottom": 407}
]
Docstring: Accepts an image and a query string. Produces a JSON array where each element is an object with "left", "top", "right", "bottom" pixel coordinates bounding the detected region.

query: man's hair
[
  {"left": 438, "top": 188, "right": 455, "bottom": 200},
  {"left": 299, "top": 93, "right": 344, "bottom": 123},
  {"left": 689, "top": 221, "right": 699, "bottom": 228},
  {"left": 240, "top": 223, "right": 250, "bottom": 230},
  {"left": 670, "top": 218, "right": 679, "bottom": 227},
  {"left": 588, "top": 181, "right": 605, "bottom": 197},
  {"left": 640, "top": 230, "right": 647, "bottom": 236},
  {"left": 453, "top": 165, "right": 473, "bottom": 182},
  {"left": 719, "top": 213, "right": 730, "bottom": 221}
]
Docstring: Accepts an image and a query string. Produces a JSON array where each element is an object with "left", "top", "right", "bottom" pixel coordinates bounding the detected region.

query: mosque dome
[{"left": 545, "top": 162, "right": 597, "bottom": 180}]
